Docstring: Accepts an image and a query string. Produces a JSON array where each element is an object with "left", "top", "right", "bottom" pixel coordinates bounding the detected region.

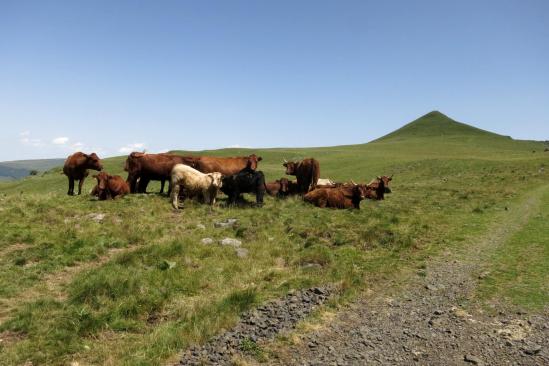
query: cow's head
[
  {"left": 86, "top": 153, "right": 103, "bottom": 171},
  {"left": 208, "top": 172, "right": 224, "bottom": 189},
  {"left": 278, "top": 177, "right": 290, "bottom": 194},
  {"left": 246, "top": 154, "right": 262, "bottom": 170},
  {"left": 379, "top": 175, "right": 392, "bottom": 193},
  {"left": 93, "top": 171, "right": 110, "bottom": 199},
  {"left": 353, "top": 184, "right": 369, "bottom": 201},
  {"left": 283, "top": 159, "right": 297, "bottom": 175}
]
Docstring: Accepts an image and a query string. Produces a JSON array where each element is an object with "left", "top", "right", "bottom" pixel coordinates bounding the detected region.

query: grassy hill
[
  {"left": 0, "top": 159, "right": 65, "bottom": 181},
  {"left": 0, "top": 112, "right": 548, "bottom": 365}
]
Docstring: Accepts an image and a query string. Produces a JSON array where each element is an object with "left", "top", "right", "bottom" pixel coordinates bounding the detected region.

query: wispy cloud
[
  {"left": 119, "top": 143, "right": 145, "bottom": 154},
  {"left": 52, "top": 136, "right": 69, "bottom": 145},
  {"left": 20, "top": 131, "right": 43, "bottom": 147}
]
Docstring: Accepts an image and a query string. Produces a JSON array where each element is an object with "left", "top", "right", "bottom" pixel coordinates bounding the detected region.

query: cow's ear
[
  {"left": 92, "top": 174, "right": 98, "bottom": 178},
  {"left": 257, "top": 157, "right": 263, "bottom": 161}
]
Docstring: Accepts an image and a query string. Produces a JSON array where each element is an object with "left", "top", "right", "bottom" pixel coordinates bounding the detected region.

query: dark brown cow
[
  {"left": 91, "top": 172, "right": 130, "bottom": 200},
  {"left": 303, "top": 184, "right": 372, "bottom": 209},
  {"left": 63, "top": 152, "right": 103, "bottom": 195},
  {"left": 367, "top": 175, "right": 393, "bottom": 194},
  {"left": 193, "top": 154, "right": 262, "bottom": 176},
  {"left": 283, "top": 158, "right": 320, "bottom": 194},
  {"left": 265, "top": 177, "right": 299, "bottom": 197},
  {"left": 124, "top": 152, "right": 196, "bottom": 194}
]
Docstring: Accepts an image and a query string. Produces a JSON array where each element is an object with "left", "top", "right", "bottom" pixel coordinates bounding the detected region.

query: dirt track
[{"left": 266, "top": 186, "right": 549, "bottom": 365}]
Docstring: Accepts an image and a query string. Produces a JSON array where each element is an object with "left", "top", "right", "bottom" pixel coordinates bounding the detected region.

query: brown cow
[
  {"left": 193, "top": 154, "right": 262, "bottom": 176},
  {"left": 303, "top": 183, "right": 373, "bottom": 209},
  {"left": 124, "top": 152, "right": 196, "bottom": 194},
  {"left": 367, "top": 175, "right": 393, "bottom": 194},
  {"left": 283, "top": 158, "right": 320, "bottom": 194},
  {"left": 91, "top": 172, "right": 130, "bottom": 200},
  {"left": 63, "top": 152, "right": 103, "bottom": 196},
  {"left": 265, "top": 177, "right": 299, "bottom": 197}
]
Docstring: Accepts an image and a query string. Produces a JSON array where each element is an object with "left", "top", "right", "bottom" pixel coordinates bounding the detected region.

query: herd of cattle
[{"left": 62, "top": 151, "right": 392, "bottom": 209}]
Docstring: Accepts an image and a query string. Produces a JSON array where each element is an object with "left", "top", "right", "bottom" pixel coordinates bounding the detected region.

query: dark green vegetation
[
  {"left": 0, "top": 112, "right": 548, "bottom": 365},
  {"left": 0, "top": 159, "right": 64, "bottom": 180}
]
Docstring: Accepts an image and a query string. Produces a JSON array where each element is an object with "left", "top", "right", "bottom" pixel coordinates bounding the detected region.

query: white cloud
[
  {"left": 20, "top": 131, "right": 30, "bottom": 136},
  {"left": 119, "top": 143, "right": 145, "bottom": 154},
  {"left": 226, "top": 144, "right": 251, "bottom": 148},
  {"left": 52, "top": 137, "right": 69, "bottom": 145},
  {"left": 20, "top": 136, "right": 43, "bottom": 147}
]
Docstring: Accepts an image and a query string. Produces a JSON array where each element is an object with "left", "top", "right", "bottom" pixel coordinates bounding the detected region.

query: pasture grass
[
  {"left": 1, "top": 116, "right": 548, "bottom": 365},
  {"left": 477, "top": 187, "right": 549, "bottom": 311}
]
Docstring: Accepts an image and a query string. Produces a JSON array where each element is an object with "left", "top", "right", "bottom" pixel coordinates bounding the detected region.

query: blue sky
[{"left": 1, "top": 0, "right": 548, "bottom": 161}]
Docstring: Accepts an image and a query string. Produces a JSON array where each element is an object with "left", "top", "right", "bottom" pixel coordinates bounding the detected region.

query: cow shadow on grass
[{"left": 218, "top": 195, "right": 264, "bottom": 208}]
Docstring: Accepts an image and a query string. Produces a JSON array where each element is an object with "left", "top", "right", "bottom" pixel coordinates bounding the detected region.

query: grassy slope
[
  {"left": 477, "top": 186, "right": 549, "bottom": 310},
  {"left": 0, "top": 112, "right": 548, "bottom": 365}
]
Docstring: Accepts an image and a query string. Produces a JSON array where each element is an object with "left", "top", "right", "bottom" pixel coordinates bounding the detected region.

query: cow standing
[
  {"left": 170, "top": 164, "right": 223, "bottom": 209},
  {"left": 124, "top": 152, "right": 196, "bottom": 194},
  {"left": 193, "top": 154, "right": 262, "bottom": 176},
  {"left": 63, "top": 152, "right": 103, "bottom": 196},
  {"left": 221, "top": 167, "right": 266, "bottom": 205},
  {"left": 91, "top": 172, "right": 130, "bottom": 200},
  {"left": 283, "top": 158, "right": 320, "bottom": 194}
]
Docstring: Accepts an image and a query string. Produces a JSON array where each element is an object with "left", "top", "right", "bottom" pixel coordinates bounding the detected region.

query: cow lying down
[
  {"left": 170, "top": 164, "right": 223, "bottom": 209},
  {"left": 304, "top": 179, "right": 385, "bottom": 209},
  {"left": 91, "top": 172, "right": 130, "bottom": 200},
  {"left": 265, "top": 177, "right": 299, "bottom": 197}
]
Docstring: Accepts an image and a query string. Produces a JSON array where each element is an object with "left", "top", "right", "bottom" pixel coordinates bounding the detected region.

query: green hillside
[
  {"left": 378, "top": 111, "right": 501, "bottom": 140},
  {"left": 0, "top": 158, "right": 65, "bottom": 180},
  {"left": 0, "top": 112, "right": 548, "bottom": 366}
]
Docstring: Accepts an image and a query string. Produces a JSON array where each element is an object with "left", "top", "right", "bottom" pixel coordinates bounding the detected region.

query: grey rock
[
  {"left": 220, "top": 238, "right": 242, "bottom": 247},
  {"left": 235, "top": 247, "right": 249, "bottom": 258},
  {"left": 464, "top": 354, "right": 483, "bottom": 365},
  {"left": 214, "top": 218, "right": 238, "bottom": 228},
  {"left": 522, "top": 344, "right": 541, "bottom": 355},
  {"left": 200, "top": 238, "right": 214, "bottom": 245}
]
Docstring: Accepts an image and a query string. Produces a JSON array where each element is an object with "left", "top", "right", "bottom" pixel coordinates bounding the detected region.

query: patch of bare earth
[{"left": 263, "top": 187, "right": 549, "bottom": 365}]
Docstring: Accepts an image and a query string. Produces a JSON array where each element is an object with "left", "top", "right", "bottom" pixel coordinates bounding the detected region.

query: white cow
[
  {"left": 317, "top": 178, "right": 336, "bottom": 186},
  {"left": 171, "top": 164, "right": 223, "bottom": 209}
]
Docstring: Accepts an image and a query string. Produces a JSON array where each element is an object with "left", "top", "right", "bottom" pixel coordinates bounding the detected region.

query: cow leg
[
  {"left": 68, "top": 177, "right": 75, "bottom": 195},
  {"left": 167, "top": 180, "right": 172, "bottom": 196},
  {"left": 256, "top": 188, "right": 265, "bottom": 205},
  {"left": 77, "top": 177, "right": 85, "bottom": 195},
  {"left": 171, "top": 183, "right": 180, "bottom": 209},
  {"left": 126, "top": 174, "right": 138, "bottom": 193},
  {"left": 203, "top": 190, "right": 211, "bottom": 205},
  {"left": 138, "top": 178, "right": 150, "bottom": 193},
  {"left": 159, "top": 179, "right": 165, "bottom": 194}
]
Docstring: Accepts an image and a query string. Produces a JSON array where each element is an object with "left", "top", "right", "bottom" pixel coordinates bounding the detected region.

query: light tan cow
[{"left": 170, "top": 164, "right": 223, "bottom": 209}]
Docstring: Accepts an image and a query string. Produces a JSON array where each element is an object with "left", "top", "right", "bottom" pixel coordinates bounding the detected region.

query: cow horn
[
  {"left": 377, "top": 176, "right": 382, "bottom": 180},
  {"left": 350, "top": 179, "right": 357, "bottom": 185},
  {"left": 283, "top": 158, "right": 288, "bottom": 163}
]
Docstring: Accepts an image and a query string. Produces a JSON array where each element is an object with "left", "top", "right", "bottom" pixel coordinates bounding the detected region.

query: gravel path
[
  {"left": 177, "top": 287, "right": 332, "bottom": 365},
  {"left": 267, "top": 187, "right": 549, "bottom": 365}
]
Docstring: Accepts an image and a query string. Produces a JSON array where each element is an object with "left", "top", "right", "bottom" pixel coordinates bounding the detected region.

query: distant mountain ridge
[{"left": 0, "top": 158, "right": 64, "bottom": 180}]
